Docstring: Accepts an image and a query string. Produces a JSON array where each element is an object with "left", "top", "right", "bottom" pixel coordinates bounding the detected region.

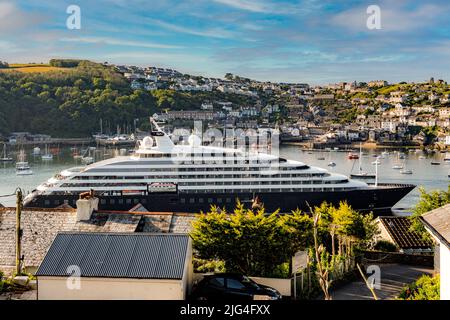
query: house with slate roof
[
  {"left": 0, "top": 198, "right": 196, "bottom": 275},
  {"left": 375, "top": 216, "right": 433, "bottom": 254}
]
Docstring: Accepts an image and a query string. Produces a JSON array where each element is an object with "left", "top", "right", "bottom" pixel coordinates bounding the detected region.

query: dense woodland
[{"left": 0, "top": 61, "right": 255, "bottom": 137}]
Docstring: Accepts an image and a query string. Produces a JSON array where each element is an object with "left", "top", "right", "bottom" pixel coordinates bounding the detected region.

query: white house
[
  {"left": 420, "top": 204, "right": 450, "bottom": 300},
  {"left": 36, "top": 232, "right": 193, "bottom": 300}
]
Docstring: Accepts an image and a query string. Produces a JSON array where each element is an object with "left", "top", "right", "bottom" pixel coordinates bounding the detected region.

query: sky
[{"left": 1, "top": 0, "right": 450, "bottom": 84}]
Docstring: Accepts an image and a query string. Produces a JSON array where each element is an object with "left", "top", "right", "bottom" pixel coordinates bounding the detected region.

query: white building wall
[
  {"left": 38, "top": 277, "right": 185, "bottom": 300},
  {"left": 440, "top": 243, "right": 450, "bottom": 300}
]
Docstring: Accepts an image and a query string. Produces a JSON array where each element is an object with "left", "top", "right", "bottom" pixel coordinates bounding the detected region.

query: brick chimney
[{"left": 76, "top": 190, "right": 98, "bottom": 221}]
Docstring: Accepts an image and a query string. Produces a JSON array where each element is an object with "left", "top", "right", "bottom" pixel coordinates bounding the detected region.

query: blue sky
[{"left": 1, "top": 0, "right": 450, "bottom": 84}]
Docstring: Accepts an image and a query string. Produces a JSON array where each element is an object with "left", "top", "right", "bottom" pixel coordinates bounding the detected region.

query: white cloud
[
  {"left": 147, "top": 19, "right": 236, "bottom": 39},
  {"left": 213, "top": 0, "right": 273, "bottom": 13},
  {"left": 59, "top": 36, "right": 183, "bottom": 49},
  {"left": 0, "top": 2, "right": 44, "bottom": 31},
  {"left": 332, "top": 3, "right": 444, "bottom": 32},
  {"left": 212, "top": 0, "right": 320, "bottom": 15}
]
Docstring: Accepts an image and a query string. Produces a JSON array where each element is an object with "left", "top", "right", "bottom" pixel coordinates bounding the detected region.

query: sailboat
[
  {"left": 41, "top": 144, "right": 53, "bottom": 161},
  {"left": 16, "top": 149, "right": 33, "bottom": 175},
  {"left": 81, "top": 148, "right": 94, "bottom": 165},
  {"left": 392, "top": 152, "right": 404, "bottom": 170},
  {"left": 0, "top": 143, "right": 13, "bottom": 162},
  {"left": 350, "top": 143, "right": 375, "bottom": 179},
  {"left": 399, "top": 158, "right": 413, "bottom": 174}
]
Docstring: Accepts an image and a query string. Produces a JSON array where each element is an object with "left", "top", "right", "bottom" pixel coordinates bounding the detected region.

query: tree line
[{"left": 0, "top": 61, "right": 255, "bottom": 138}]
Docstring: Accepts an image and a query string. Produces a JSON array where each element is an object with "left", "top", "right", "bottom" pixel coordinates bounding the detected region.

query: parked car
[{"left": 190, "top": 273, "right": 282, "bottom": 301}]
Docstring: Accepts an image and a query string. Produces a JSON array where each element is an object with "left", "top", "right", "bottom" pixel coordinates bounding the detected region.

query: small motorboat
[
  {"left": 392, "top": 165, "right": 404, "bottom": 169},
  {"left": 400, "top": 169, "right": 413, "bottom": 175},
  {"left": 317, "top": 157, "right": 325, "bottom": 160},
  {"left": 328, "top": 162, "right": 336, "bottom": 167},
  {"left": 431, "top": 161, "right": 441, "bottom": 165},
  {"left": 16, "top": 162, "right": 33, "bottom": 175},
  {"left": 348, "top": 152, "right": 359, "bottom": 160},
  {"left": 350, "top": 172, "right": 376, "bottom": 179}
]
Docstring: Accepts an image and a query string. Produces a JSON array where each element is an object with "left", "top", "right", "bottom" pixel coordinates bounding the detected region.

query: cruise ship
[{"left": 24, "top": 121, "right": 415, "bottom": 214}]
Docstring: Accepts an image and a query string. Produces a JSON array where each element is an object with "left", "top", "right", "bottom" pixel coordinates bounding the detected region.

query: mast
[
  {"left": 375, "top": 156, "right": 379, "bottom": 187},
  {"left": 359, "top": 142, "right": 362, "bottom": 173}
]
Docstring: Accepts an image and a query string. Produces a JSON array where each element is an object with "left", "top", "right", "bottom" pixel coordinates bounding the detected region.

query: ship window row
[
  {"left": 59, "top": 179, "right": 348, "bottom": 188},
  {"left": 88, "top": 165, "right": 309, "bottom": 173},
  {"left": 178, "top": 179, "right": 349, "bottom": 186},
  {"left": 138, "top": 152, "right": 245, "bottom": 159},
  {"left": 179, "top": 187, "right": 357, "bottom": 193},
  {"left": 70, "top": 172, "right": 328, "bottom": 180}
]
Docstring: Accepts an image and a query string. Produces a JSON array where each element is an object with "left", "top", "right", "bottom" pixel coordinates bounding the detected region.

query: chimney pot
[{"left": 76, "top": 197, "right": 99, "bottom": 221}]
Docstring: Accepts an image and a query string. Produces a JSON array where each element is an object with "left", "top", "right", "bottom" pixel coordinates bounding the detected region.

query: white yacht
[{"left": 24, "top": 120, "right": 415, "bottom": 214}]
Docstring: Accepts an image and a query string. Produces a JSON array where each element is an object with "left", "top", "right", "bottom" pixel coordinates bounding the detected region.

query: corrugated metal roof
[{"left": 35, "top": 232, "right": 189, "bottom": 280}]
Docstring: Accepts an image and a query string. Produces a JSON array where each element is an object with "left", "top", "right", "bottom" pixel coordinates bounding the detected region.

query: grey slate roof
[
  {"left": 0, "top": 207, "right": 196, "bottom": 271},
  {"left": 420, "top": 204, "right": 450, "bottom": 248},
  {"left": 35, "top": 232, "right": 189, "bottom": 280},
  {"left": 378, "top": 216, "right": 433, "bottom": 250}
]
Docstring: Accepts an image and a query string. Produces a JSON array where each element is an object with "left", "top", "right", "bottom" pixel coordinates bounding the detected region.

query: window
[
  {"left": 208, "top": 277, "right": 225, "bottom": 288},
  {"left": 227, "top": 279, "right": 246, "bottom": 290}
]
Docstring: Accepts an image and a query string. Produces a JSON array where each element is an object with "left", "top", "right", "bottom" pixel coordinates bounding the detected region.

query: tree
[
  {"left": 409, "top": 186, "right": 450, "bottom": 240},
  {"left": 190, "top": 202, "right": 313, "bottom": 277}
]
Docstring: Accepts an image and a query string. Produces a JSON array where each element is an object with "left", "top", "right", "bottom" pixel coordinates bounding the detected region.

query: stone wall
[{"left": 362, "top": 250, "right": 434, "bottom": 267}]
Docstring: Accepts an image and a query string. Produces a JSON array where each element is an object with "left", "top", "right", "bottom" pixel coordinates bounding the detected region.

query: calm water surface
[{"left": 0, "top": 145, "right": 449, "bottom": 215}]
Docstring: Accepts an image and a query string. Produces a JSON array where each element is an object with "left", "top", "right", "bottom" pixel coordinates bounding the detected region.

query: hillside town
[{"left": 115, "top": 64, "right": 450, "bottom": 150}]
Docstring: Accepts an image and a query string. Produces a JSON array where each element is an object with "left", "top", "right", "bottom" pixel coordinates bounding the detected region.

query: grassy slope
[{"left": 0, "top": 63, "right": 68, "bottom": 73}]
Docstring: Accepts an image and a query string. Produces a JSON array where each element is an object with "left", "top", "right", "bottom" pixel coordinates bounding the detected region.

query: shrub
[
  {"left": 398, "top": 275, "right": 440, "bottom": 300},
  {"left": 373, "top": 240, "right": 398, "bottom": 252}
]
